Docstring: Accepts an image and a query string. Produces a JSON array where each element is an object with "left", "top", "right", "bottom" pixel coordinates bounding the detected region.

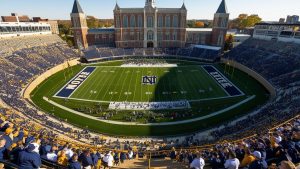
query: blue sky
[{"left": 0, "top": 0, "right": 299, "bottom": 21}]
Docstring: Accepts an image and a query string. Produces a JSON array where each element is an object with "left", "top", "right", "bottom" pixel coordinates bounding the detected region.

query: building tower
[
  {"left": 144, "top": 0, "right": 157, "bottom": 48},
  {"left": 145, "top": 0, "right": 156, "bottom": 8},
  {"left": 70, "top": 0, "right": 88, "bottom": 49},
  {"left": 211, "top": 0, "right": 229, "bottom": 47}
]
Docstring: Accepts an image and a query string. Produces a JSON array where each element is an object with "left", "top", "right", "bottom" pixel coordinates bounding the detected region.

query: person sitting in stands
[
  {"left": 190, "top": 153, "right": 205, "bottom": 169},
  {"left": 68, "top": 153, "right": 81, "bottom": 169},
  {"left": 0, "top": 138, "right": 6, "bottom": 160},
  {"left": 17, "top": 143, "right": 41, "bottom": 169}
]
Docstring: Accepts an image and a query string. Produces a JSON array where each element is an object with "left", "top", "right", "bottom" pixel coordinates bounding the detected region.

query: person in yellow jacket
[
  {"left": 57, "top": 150, "right": 68, "bottom": 166},
  {"left": 240, "top": 149, "right": 256, "bottom": 168}
]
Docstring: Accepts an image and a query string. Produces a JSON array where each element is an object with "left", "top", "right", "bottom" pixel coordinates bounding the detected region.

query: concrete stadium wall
[
  {"left": 221, "top": 59, "right": 276, "bottom": 98},
  {"left": 23, "top": 59, "right": 80, "bottom": 99}
]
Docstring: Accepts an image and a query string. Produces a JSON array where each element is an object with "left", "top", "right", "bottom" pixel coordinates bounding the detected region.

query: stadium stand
[
  {"left": 0, "top": 35, "right": 299, "bottom": 168},
  {"left": 83, "top": 45, "right": 221, "bottom": 62}
]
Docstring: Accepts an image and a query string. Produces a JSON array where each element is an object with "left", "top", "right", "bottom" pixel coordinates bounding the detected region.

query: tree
[
  {"left": 195, "top": 21, "right": 205, "bottom": 28},
  {"left": 224, "top": 34, "right": 234, "bottom": 51},
  {"left": 229, "top": 14, "right": 262, "bottom": 30}
]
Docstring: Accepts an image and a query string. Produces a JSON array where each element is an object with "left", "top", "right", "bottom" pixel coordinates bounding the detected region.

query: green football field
[{"left": 60, "top": 65, "right": 229, "bottom": 102}]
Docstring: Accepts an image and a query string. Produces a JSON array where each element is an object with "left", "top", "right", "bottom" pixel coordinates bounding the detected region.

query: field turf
[
  {"left": 65, "top": 65, "right": 228, "bottom": 102},
  {"left": 30, "top": 59, "right": 270, "bottom": 136}
]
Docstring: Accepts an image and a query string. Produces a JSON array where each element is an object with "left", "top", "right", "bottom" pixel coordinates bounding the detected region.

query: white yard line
[
  {"left": 43, "top": 95, "right": 255, "bottom": 126},
  {"left": 116, "top": 68, "right": 130, "bottom": 101}
]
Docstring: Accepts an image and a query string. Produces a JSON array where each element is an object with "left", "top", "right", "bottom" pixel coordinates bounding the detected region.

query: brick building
[{"left": 71, "top": 0, "right": 229, "bottom": 49}]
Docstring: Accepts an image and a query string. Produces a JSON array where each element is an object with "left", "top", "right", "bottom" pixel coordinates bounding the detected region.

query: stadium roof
[
  {"left": 72, "top": 0, "right": 84, "bottom": 14},
  {"left": 194, "top": 45, "right": 221, "bottom": 51},
  {"left": 216, "top": 0, "right": 228, "bottom": 14}
]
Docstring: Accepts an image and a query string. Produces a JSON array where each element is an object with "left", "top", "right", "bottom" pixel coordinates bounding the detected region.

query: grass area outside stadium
[{"left": 30, "top": 59, "right": 270, "bottom": 136}]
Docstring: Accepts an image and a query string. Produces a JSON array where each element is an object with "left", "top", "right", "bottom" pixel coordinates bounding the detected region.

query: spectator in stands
[
  {"left": 90, "top": 149, "right": 99, "bottom": 168},
  {"left": 224, "top": 150, "right": 240, "bottom": 169},
  {"left": 57, "top": 150, "right": 68, "bottom": 166},
  {"left": 113, "top": 151, "right": 120, "bottom": 166},
  {"left": 3, "top": 127, "right": 13, "bottom": 149},
  {"left": 68, "top": 153, "right": 81, "bottom": 169},
  {"left": 170, "top": 147, "right": 176, "bottom": 160},
  {"left": 248, "top": 151, "right": 267, "bottom": 169},
  {"left": 102, "top": 151, "right": 114, "bottom": 169},
  {"left": 46, "top": 145, "right": 58, "bottom": 162},
  {"left": 0, "top": 138, "right": 6, "bottom": 160},
  {"left": 65, "top": 144, "right": 74, "bottom": 160},
  {"left": 17, "top": 143, "right": 41, "bottom": 169},
  {"left": 190, "top": 153, "right": 205, "bottom": 169},
  {"left": 278, "top": 160, "right": 297, "bottom": 169},
  {"left": 79, "top": 149, "right": 93, "bottom": 169},
  {"left": 120, "top": 151, "right": 127, "bottom": 163},
  {"left": 240, "top": 148, "right": 255, "bottom": 168},
  {"left": 9, "top": 141, "right": 24, "bottom": 164}
]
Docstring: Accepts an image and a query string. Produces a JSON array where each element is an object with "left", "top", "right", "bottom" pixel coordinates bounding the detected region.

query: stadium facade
[{"left": 70, "top": 0, "right": 230, "bottom": 49}]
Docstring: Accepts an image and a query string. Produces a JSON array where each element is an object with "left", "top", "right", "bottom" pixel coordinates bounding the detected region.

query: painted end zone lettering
[
  {"left": 54, "top": 67, "right": 96, "bottom": 98},
  {"left": 202, "top": 65, "right": 244, "bottom": 96}
]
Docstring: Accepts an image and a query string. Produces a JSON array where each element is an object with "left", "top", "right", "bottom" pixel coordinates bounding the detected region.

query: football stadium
[{"left": 0, "top": 0, "right": 300, "bottom": 168}]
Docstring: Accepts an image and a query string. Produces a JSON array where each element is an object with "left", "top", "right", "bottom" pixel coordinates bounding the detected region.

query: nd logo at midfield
[{"left": 142, "top": 76, "right": 157, "bottom": 85}]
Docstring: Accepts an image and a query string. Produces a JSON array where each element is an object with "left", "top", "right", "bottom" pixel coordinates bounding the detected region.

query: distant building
[
  {"left": 33, "top": 17, "right": 59, "bottom": 34},
  {"left": 279, "top": 18, "right": 285, "bottom": 23},
  {"left": 253, "top": 23, "right": 300, "bottom": 44},
  {"left": 1, "top": 13, "right": 30, "bottom": 22},
  {"left": 70, "top": 0, "right": 230, "bottom": 49},
  {"left": 0, "top": 22, "right": 52, "bottom": 38},
  {"left": 286, "top": 15, "right": 299, "bottom": 24}
]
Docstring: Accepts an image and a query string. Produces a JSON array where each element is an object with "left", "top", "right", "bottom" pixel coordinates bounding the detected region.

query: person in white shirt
[
  {"left": 190, "top": 153, "right": 205, "bottom": 169},
  {"left": 224, "top": 150, "right": 240, "bottom": 169},
  {"left": 46, "top": 145, "right": 58, "bottom": 162},
  {"left": 102, "top": 151, "right": 114, "bottom": 169},
  {"left": 128, "top": 150, "right": 134, "bottom": 160}
]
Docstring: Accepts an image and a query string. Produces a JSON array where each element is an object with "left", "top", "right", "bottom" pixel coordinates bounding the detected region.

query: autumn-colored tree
[
  {"left": 224, "top": 34, "right": 234, "bottom": 51},
  {"left": 195, "top": 21, "right": 205, "bottom": 28},
  {"left": 229, "top": 14, "right": 262, "bottom": 30}
]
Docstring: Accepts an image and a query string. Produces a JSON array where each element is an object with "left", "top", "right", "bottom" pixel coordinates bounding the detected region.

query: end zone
[{"left": 54, "top": 67, "right": 96, "bottom": 98}]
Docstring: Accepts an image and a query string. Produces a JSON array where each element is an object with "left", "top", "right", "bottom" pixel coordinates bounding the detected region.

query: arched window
[
  {"left": 165, "top": 15, "right": 171, "bottom": 27},
  {"left": 147, "top": 16, "right": 153, "bottom": 28},
  {"left": 158, "top": 15, "right": 163, "bottom": 27},
  {"left": 147, "top": 30, "right": 154, "bottom": 40},
  {"left": 123, "top": 15, "right": 128, "bottom": 28},
  {"left": 173, "top": 15, "right": 178, "bottom": 27},
  {"left": 130, "top": 15, "right": 136, "bottom": 27},
  {"left": 138, "top": 15, "right": 143, "bottom": 27}
]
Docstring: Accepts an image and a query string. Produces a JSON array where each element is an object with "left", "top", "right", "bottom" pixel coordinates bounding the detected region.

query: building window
[
  {"left": 123, "top": 15, "right": 128, "bottom": 28},
  {"left": 172, "top": 32, "right": 177, "bottom": 40},
  {"left": 147, "top": 30, "right": 154, "bottom": 40},
  {"left": 138, "top": 15, "right": 143, "bottom": 27},
  {"left": 130, "top": 15, "right": 136, "bottom": 28},
  {"left": 147, "top": 16, "right": 153, "bottom": 28},
  {"left": 157, "top": 32, "right": 162, "bottom": 40},
  {"left": 166, "top": 32, "right": 170, "bottom": 40},
  {"left": 116, "top": 16, "right": 120, "bottom": 28},
  {"left": 165, "top": 15, "right": 171, "bottom": 27},
  {"left": 173, "top": 15, "right": 178, "bottom": 27},
  {"left": 158, "top": 15, "right": 163, "bottom": 27},
  {"left": 221, "top": 18, "right": 227, "bottom": 28}
]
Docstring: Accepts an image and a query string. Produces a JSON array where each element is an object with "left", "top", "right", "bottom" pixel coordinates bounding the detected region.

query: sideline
[{"left": 43, "top": 95, "right": 255, "bottom": 126}]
